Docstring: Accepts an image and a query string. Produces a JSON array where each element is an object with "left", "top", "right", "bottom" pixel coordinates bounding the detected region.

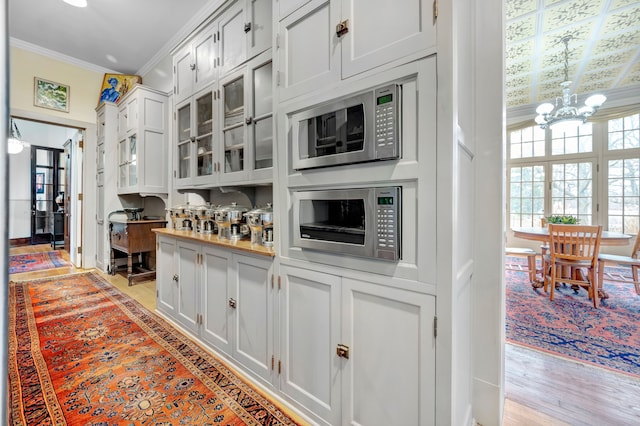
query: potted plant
[{"left": 546, "top": 215, "right": 580, "bottom": 224}]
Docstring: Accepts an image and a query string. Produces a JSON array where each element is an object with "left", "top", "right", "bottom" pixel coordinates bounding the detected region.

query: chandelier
[
  {"left": 535, "top": 36, "right": 606, "bottom": 132},
  {"left": 8, "top": 118, "right": 30, "bottom": 154}
]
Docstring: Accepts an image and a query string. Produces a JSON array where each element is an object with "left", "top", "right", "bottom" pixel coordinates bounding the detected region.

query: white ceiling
[
  {"left": 8, "top": 0, "right": 640, "bottom": 116},
  {"left": 8, "top": 0, "right": 214, "bottom": 75}
]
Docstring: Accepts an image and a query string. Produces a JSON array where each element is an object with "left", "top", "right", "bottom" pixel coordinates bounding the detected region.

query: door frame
[{"left": 29, "top": 144, "right": 65, "bottom": 245}]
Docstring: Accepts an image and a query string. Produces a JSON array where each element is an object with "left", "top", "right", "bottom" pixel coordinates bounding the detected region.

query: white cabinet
[
  {"left": 156, "top": 236, "right": 178, "bottom": 317},
  {"left": 174, "top": 25, "right": 217, "bottom": 104},
  {"left": 279, "top": 264, "right": 436, "bottom": 425},
  {"left": 155, "top": 234, "right": 275, "bottom": 386},
  {"left": 219, "top": 50, "right": 273, "bottom": 184},
  {"left": 278, "top": 0, "right": 436, "bottom": 100},
  {"left": 174, "top": 88, "right": 217, "bottom": 188},
  {"left": 117, "top": 85, "right": 169, "bottom": 195},
  {"left": 95, "top": 102, "right": 120, "bottom": 272},
  {"left": 219, "top": 0, "right": 273, "bottom": 76}
]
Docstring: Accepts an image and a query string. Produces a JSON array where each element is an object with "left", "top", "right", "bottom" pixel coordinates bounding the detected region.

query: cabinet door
[
  {"left": 193, "top": 89, "right": 216, "bottom": 184},
  {"left": 156, "top": 237, "right": 177, "bottom": 317},
  {"left": 127, "top": 134, "right": 138, "bottom": 188},
  {"left": 125, "top": 97, "right": 138, "bottom": 131},
  {"left": 175, "top": 99, "right": 194, "bottom": 186},
  {"left": 174, "top": 44, "right": 194, "bottom": 103},
  {"left": 96, "top": 170, "right": 105, "bottom": 271},
  {"left": 279, "top": 264, "right": 342, "bottom": 426},
  {"left": 232, "top": 254, "right": 274, "bottom": 385},
  {"left": 219, "top": 1, "right": 247, "bottom": 76},
  {"left": 340, "top": 0, "right": 436, "bottom": 78},
  {"left": 219, "top": 68, "right": 248, "bottom": 182},
  {"left": 193, "top": 30, "right": 217, "bottom": 94},
  {"left": 341, "top": 278, "right": 436, "bottom": 426},
  {"left": 247, "top": 0, "right": 272, "bottom": 60},
  {"left": 248, "top": 56, "right": 273, "bottom": 181},
  {"left": 176, "top": 241, "right": 200, "bottom": 334},
  {"left": 118, "top": 138, "right": 128, "bottom": 189},
  {"left": 278, "top": 0, "right": 340, "bottom": 101},
  {"left": 200, "top": 245, "right": 233, "bottom": 355}
]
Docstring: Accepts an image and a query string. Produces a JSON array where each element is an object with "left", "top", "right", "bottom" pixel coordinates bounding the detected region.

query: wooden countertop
[
  {"left": 152, "top": 228, "right": 275, "bottom": 257},
  {"left": 110, "top": 219, "right": 168, "bottom": 224}
]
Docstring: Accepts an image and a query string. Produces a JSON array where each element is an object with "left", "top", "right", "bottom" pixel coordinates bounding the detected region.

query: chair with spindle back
[{"left": 598, "top": 230, "right": 640, "bottom": 296}]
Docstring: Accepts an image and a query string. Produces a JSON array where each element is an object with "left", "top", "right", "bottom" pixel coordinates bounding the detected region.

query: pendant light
[{"left": 534, "top": 36, "right": 606, "bottom": 132}]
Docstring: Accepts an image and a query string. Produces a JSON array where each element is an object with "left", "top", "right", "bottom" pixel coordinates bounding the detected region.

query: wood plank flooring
[{"left": 10, "top": 245, "right": 640, "bottom": 425}]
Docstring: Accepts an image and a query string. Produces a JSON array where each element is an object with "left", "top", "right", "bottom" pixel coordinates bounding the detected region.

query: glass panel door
[
  {"left": 129, "top": 134, "right": 138, "bottom": 187},
  {"left": 252, "top": 61, "right": 272, "bottom": 169},
  {"left": 196, "top": 92, "right": 214, "bottom": 178},
  {"left": 177, "top": 103, "right": 192, "bottom": 179},
  {"left": 31, "top": 146, "right": 64, "bottom": 245}
]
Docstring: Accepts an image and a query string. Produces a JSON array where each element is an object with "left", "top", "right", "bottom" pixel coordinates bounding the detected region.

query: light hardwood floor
[{"left": 10, "top": 245, "right": 640, "bottom": 425}]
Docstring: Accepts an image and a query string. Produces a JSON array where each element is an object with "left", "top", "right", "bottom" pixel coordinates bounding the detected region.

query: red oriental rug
[
  {"left": 506, "top": 257, "right": 640, "bottom": 378},
  {"left": 9, "top": 251, "right": 70, "bottom": 274},
  {"left": 9, "top": 272, "right": 305, "bottom": 425}
]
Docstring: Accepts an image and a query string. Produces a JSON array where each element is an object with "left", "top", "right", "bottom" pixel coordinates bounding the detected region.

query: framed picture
[
  {"left": 34, "top": 77, "right": 70, "bottom": 112},
  {"left": 35, "top": 173, "right": 45, "bottom": 194},
  {"left": 98, "top": 73, "right": 141, "bottom": 105}
]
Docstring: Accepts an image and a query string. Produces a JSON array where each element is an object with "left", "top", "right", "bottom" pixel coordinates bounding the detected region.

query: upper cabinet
[
  {"left": 174, "top": 27, "right": 217, "bottom": 104},
  {"left": 277, "top": 0, "right": 436, "bottom": 101},
  {"left": 172, "top": 0, "right": 273, "bottom": 190},
  {"left": 219, "top": 0, "right": 273, "bottom": 76},
  {"left": 117, "top": 85, "right": 169, "bottom": 195}
]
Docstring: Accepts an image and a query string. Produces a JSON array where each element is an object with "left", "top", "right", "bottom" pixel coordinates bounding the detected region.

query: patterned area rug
[
  {"left": 506, "top": 257, "right": 640, "bottom": 378},
  {"left": 9, "top": 251, "right": 70, "bottom": 274},
  {"left": 9, "top": 272, "right": 304, "bottom": 425}
]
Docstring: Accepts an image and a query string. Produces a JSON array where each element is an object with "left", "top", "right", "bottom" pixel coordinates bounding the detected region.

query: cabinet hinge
[
  {"left": 173, "top": 65, "right": 176, "bottom": 74},
  {"left": 433, "top": 0, "right": 438, "bottom": 19},
  {"left": 217, "top": 57, "right": 220, "bottom": 67},
  {"left": 156, "top": 289, "right": 159, "bottom": 298},
  {"left": 278, "top": 360, "right": 282, "bottom": 374},
  {"left": 78, "top": 193, "right": 83, "bottom": 201},
  {"left": 78, "top": 140, "right": 84, "bottom": 149},
  {"left": 278, "top": 275, "right": 282, "bottom": 290},
  {"left": 433, "top": 316, "right": 438, "bottom": 337},
  {"left": 217, "top": 30, "right": 220, "bottom": 40},
  {"left": 271, "top": 274, "right": 274, "bottom": 289},
  {"left": 597, "top": 163, "right": 599, "bottom": 173},
  {"left": 77, "top": 247, "right": 82, "bottom": 255},
  {"left": 275, "top": 34, "right": 280, "bottom": 49},
  {"left": 597, "top": 203, "right": 599, "bottom": 212},
  {"left": 174, "top": 86, "right": 176, "bottom": 94},
  {"left": 276, "top": 71, "right": 280, "bottom": 87},
  {"left": 174, "top": 170, "right": 177, "bottom": 178},
  {"left": 271, "top": 355, "right": 275, "bottom": 370}
]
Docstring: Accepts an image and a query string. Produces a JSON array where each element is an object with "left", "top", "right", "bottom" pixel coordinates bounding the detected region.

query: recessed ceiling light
[{"left": 63, "top": 0, "right": 87, "bottom": 7}]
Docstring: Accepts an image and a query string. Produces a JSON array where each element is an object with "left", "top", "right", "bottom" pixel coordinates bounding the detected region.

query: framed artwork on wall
[
  {"left": 98, "top": 73, "right": 142, "bottom": 105},
  {"left": 34, "top": 77, "right": 70, "bottom": 113}
]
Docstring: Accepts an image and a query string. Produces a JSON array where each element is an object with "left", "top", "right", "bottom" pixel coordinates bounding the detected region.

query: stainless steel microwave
[
  {"left": 292, "top": 186, "right": 401, "bottom": 261},
  {"left": 291, "top": 83, "right": 401, "bottom": 170}
]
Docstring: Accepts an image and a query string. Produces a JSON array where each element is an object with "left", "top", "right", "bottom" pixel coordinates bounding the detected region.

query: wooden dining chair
[
  {"left": 544, "top": 224, "right": 603, "bottom": 308},
  {"left": 597, "top": 230, "right": 640, "bottom": 296}
]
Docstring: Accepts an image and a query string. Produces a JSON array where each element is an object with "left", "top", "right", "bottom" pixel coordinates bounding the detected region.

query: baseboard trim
[{"left": 10, "top": 238, "right": 31, "bottom": 247}]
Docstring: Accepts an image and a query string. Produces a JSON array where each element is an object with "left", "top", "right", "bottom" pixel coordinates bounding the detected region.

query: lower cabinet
[
  {"left": 279, "top": 264, "right": 436, "bottom": 426},
  {"left": 155, "top": 235, "right": 275, "bottom": 386},
  {"left": 156, "top": 235, "right": 436, "bottom": 425}
]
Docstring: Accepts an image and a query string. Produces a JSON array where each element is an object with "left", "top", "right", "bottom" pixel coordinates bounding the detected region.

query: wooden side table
[{"left": 109, "top": 219, "right": 167, "bottom": 286}]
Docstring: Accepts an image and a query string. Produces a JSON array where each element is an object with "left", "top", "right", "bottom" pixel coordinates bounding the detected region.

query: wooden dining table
[{"left": 511, "top": 227, "right": 632, "bottom": 297}]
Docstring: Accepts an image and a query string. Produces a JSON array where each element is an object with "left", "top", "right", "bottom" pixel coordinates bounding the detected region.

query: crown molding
[
  {"left": 10, "top": 37, "right": 119, "bottom": 75},
  {"left": 136, "top": 0, "right": 227, "bottom": 77}
]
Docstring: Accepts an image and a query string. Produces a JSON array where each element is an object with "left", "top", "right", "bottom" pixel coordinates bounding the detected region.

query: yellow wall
[{"left": 10, "top": 47, "right": 104, "bottom": 124}]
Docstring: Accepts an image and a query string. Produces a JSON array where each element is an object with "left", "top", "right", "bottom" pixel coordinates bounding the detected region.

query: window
[
  {"left": 508, "top": 111, "right": 640, "bottom": 233},
  {"left": 606, "top": 113, "right": 640, "bottom": 233}
]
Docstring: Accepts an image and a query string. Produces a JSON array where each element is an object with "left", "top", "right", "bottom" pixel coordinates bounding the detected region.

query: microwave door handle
[{"left": 298, "top": 119, "right": 310, "bottom": 160}]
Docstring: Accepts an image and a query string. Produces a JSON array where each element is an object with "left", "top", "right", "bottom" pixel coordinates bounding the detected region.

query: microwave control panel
[
  {"left": 375, "top": 187, "right": 401, "bottom": 261},
  {"left": 374, "top": 84, "right": 400, "bottom": 160}
]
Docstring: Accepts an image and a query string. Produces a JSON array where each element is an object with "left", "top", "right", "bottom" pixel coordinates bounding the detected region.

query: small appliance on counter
[
  {"left": 168, "top": 204, "right": 194, "bottom": 231},
  {"left": 123, "top": 207, "right": 144, "bottom": 221},
  {"left": 245, "top": 203, "right": 274, "bottom": 247},
  {"left": 215, "top": 203, "right": 250, "bottom": 240}
]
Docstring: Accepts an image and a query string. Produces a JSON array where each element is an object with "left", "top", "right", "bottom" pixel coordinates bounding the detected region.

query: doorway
[{"left": 30, "top": 145, "right": 65, "bottom": 245}]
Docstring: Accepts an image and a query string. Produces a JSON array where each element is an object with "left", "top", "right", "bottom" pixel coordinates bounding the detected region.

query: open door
[
  {"left": 30, "top": 146, "right": 65, "bottom": 245},
  {"left": 64, "top": 142, "right": 71, "bottom": 252}
]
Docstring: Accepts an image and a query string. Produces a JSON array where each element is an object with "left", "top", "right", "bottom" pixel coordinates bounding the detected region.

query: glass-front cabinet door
[
  {"left": 251, "top": 60, "right": 272, "bottom": 173},
  {"left": 221, "top": 72, "right": 246, "bottom": 180},
  {"left": 118, "top": 138, "right": 128, "bottom": 188},
  {"left": 175, "top": 89, "right": 215, "bottom": 188},
  {"left": 176, "top": 102, "right": 192, "bottom": 182},
  {"left": 195, "top": 91, "right": 214, "bottom": 180},
  {"left": 128, "top": 134, "right": 138, "bottom": 187}
]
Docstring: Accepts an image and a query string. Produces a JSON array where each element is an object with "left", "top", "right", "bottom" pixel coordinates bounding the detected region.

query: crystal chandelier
[
  {"left": 8, "top": 118, "right": 30, "bottom": 154},
  {"left": 535, "top": 36, "right": 606, "bottom": 132}
]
